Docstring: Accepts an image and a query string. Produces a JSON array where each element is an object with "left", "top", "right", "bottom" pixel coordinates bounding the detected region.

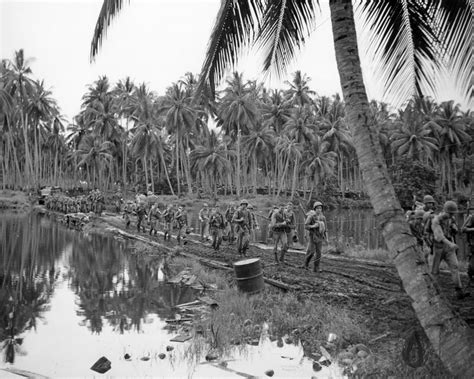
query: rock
[
  {"left": 124, "top": 353, "right": 131, "bottom": 360},
  {"left": 140, "top": 356, "right": 150, "bottom": 361},
  {"left": 355, "top": 343, "right": 370, "bottom": 353},
  {"left": 357, "top": 350, "right": 369, "bottom": 359},
  {"left": 312, "top": 361, "right": 322, "bottom": 372},
  {"left": 265, "top": 369, "right": 274, "bottom": 377},
  {"left": 166, "top": 345, "right": 174, "bottom": 352},
  {"left": 205, "top": 352, "right": 219, "bottom": 361},
  {"left": 158, "top": 353, "right": 166, "bottom": 359},
  {"left": 243, "top": 319, "right": 252, "bottom": 327},
  {"left": 90, "top": 356, "right": 111, "bottom": 374}
]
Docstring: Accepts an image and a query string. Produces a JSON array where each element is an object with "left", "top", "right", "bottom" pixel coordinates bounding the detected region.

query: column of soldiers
[
  {"left": 44, "top": 189, "right": 105, "bottom": 215},
  {"left": 407, "top": 195, "right": 472, "bottom": 300}
]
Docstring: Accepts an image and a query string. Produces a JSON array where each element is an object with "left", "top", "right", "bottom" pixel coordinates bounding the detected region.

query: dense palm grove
[{"left": 1, "top": 50, "right": 472, "bottom": 201}]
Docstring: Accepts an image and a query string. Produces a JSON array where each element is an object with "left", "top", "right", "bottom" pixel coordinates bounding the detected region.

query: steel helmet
[
  {"left": 414, "top": 210, "right": 425, "bottom": 219},
  {"left": 443, "top": 200, "right": 458, "bottom": 214},
  {"left": 248, "top": 204, "right": 254, "bottom": 210},
  {"left": 240, "top": 199, "right": 249, "bottom": 205},
  {"left": 423, "top": 195, "right": 435, "bottom": 204},
  {"left": 313, "top": 201, "right": 323, "bottom": 209}
]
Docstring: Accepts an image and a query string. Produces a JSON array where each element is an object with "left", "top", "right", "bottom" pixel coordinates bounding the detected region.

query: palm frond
[
  {"left": 90, "top": 0, "right": 129, "bottom": 61},
  {"left": 256, "top": 0, "right": 318, "bottom": 77},
  {"left": 197, "top": 0, "right": 264, "bottom": 97}
]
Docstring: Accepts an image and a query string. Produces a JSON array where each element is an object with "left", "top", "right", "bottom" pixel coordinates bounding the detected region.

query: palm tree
[
  {"left": 218, "top": 72, "right": 259, "bottom": 196},
  {"left": 90, "top": 0, "right": 474, "bottom": 373},
  {"left": 190, "top": 131, "right": 232, "bottom": 199},
  {"left": 75, "top": 134, "right": 113, "bottom": 188},
  {"left": 284, "top": 70, "right": 316, "bottom": 107}
]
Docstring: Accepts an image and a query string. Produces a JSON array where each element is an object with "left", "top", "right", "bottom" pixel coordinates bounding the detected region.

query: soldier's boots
[
  {"left": 279, "top": 250, "right": 286, "bottom": 264},
  {"left": 274, "top": 250, "right": 279, "bottom": 263}
]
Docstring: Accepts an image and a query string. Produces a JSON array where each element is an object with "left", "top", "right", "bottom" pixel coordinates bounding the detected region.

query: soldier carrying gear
[
  {"left": 422, "top": 194, "right": 437, "bottom": 255},
  {"left": 232, "top": 199, "right": 252, "bottom": 257},
  {"left": 431, "top": 200, "right": 469, "bottom": 300},
  {"left": 303, "top": 201, "right": 327, "bottom": 272},
  {"left": 136, "top": 202, "right": 147, "bottom": 233},
  {"left": 461, "top": 208, "right": 474, "bottom": 284},
  {"left": 284, "top": 202, "right": 297, "bottom": 246},
  {"left": 162, "top": 204, "right": 175, "bottom": 241},
  {"left": 270, "top": 203, "right": 290, "bottom": 264},
  {"left": 248, "top": 204, "right": 259, "bottom": 242},
  {"left": 123, "top": 201, "right": 134, "bottom": 229},
  {"left": 199, "top": 203, "right": 210, "bottom": 241},
  {"left": 148, "top": 203, "right": 161, "bottom": 236},
  {"left": 174, "top": 205, "right": 188, "bottom": 245},
  {"left": 225, "top": 203, "right": 236, "bottom": 244},
  {"left": 209, "top": 205, "right": 226, "bottom": 252},
  {"left": 409, "top": 210, "right": 425, "bottom": 248}
]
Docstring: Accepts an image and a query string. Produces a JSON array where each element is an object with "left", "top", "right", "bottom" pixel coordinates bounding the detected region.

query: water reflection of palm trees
[
  {"left": 0, "top": 214, "right": 67, "bottom": 363},
  {"left": 69, "top": 236, "right": 196, "bottom": 335}
]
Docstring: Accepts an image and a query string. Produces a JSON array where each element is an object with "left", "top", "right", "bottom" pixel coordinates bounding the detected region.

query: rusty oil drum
[{"left": 233, "top": 258, "right": 265, "bottom": 294}]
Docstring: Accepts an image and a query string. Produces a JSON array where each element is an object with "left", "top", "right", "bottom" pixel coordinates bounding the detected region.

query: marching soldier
[
  {"left": 136, "top": 202, "right": 147, "bottom": 233},
  {"left": 431, "top": 200, "right": 468, "bottom": 299},
  {"left": 199, "top": 203, "right": 210, "bottom": 241},
  {"left": 232, "top": 199, "right": 252, "bottom": 257},
  {"left": 225, "top": 202, "right": 236, "bottom": 244},
  {"left": 461, "top": 210, "right": 474, "bottom": 284},
  {"left": 422, "top": 194, "right": 437, "bottom": 256},
  {"left": 162, "top": 204, "right": 175, "bottom": 241},
  {"left": 284, "top": 202, "right": 297, "bottom": 247},
  {"left": 248, "top": 204, "right": 259, "bottom": 242},
  {"left": 148, "top": 203, "right": 161, "bottom": 236},
  {"left": 209, "top": 205, "right": 226, "bottom": 251},
  {"left": 174, "top": 205, "right": 188, "bottom": 245},
  {"left": 409, "top": 209, "right": 425, "bottom": 248},
  {"left": 270, "top": 203, "right": 290, "bottom": 264},
  {"left": 303, "top": 201, "right": 328, "bottom": 272},
  {"left": 123, "top": 201, "right": 134, "bottom": 229}
]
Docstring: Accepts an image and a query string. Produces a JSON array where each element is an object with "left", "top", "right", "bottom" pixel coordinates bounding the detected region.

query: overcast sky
[{"left": 1, "top": 0, "right": 470, "bottom": 124}]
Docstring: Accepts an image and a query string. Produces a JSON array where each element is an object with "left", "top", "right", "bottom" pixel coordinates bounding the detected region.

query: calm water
[
  {"left": 190, "top": 208, "right": 385, "bottom": 250},
  {"left": 0, "top": 213, "right": 344, "bottom": 378}
]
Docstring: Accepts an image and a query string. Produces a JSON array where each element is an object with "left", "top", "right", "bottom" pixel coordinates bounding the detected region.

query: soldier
[
  {"left": 422, "top": 194, "right": 437, "bottom": 256},
  {"left": 461, "top": 210, "right": 474, "bottom": 284},
  {"left": 199, "top": 203, "right": 210, "bottom": 241},
  {"left": 431, "top": 200, "right": 468, "bottom": 299},
  {"left": 267, "top": 205, "right": 279, "bottom": 240},
  {"left": 284, "top": 202, "right": 297, "bottom": 247},
  {"left": 232, "top": 199, "right": 252, "bottom": 257},
  {"left": 225, "top": 203, "right": 236, "bottom": 244},
  {"left": 270, "top": 204, "right": 290, "bottom": 264},
  {"left": 148, "top": 203, "right": 160, "bottom": 236},
  {"left": 174, "top": 205, "right": 188, "bottom": 245},
  {"left": 114, "top": 192, "right": 123, "bottom": 213},
  {"left": 409, "top": 210, "right": 425, "bottom": 248},
  {"left": 136, "top": 202, "right": 147, "bottom": 233},
  {"left": 248, "top": 204, "right": 259, "bottom": 242},
  {"left": 303, "top": 201, "right": 328, "bottom": 272},
  {"left": 123, "top": 201, "right": 134, "bottom": 229},
  {"left": 209, "top": 205, "right": 226, "bottom": 251},
  {"left": 162, "top": 204, "right": 175, "bottom": 241}
]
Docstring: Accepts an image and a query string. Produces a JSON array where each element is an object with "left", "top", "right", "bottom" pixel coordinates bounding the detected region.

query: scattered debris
[
  {"left": 90, "top": 356, "right": 111, "bottom": 374},
  {"left": 158, "top": 353, "right": 166, "bottom": 359},
  {"left": 312, "top": 361, "right": 322, "bottom": 372},
  {"left": 166, "top": 346, "right": 174, "bottom": 352},
  {"left": 170, "top": 334, "right": 192, "bottom": 343},
  {"left": 265, "top": 369, "right": 275, "bottom": 377},
  {"left": 124, "top": 353, "right": 131, "bottom": 361},
  {"left": 205, "top": 352, "right": 219, "bottom": 361},
  {"left": 140, "top": 356, "right": 150, "bottom": 361}
]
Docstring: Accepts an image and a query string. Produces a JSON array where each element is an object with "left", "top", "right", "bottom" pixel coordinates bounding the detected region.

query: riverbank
[
  {"left": 0, "top": 190, "right": 32, "bottom": 211},
  {"left": 61, "top": 210, "right": 464, "bottom": 378}
]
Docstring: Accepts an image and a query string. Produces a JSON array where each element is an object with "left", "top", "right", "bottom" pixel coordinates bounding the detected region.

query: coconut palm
[
  {"left": 75, "top": 134, "right": 113, "bottom": 188},
  {"left": 260, "top": 89, "right": 292, "bottom": 134},
  {"left": 284, "top": 70, "right": 316, "bottom": 107},
  {"left": 217, "top": 72, "right": 260, "bottom": 196},
  {"left": 190, "top": 131, "right": 233, "bottom": 199}
]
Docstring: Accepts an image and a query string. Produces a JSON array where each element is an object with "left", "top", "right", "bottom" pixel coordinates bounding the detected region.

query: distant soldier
[
  {"left": 114, "top": 192, "right": 123, "bottom": 213},
  {"left": 174, "top": 205, "right": 188, "bottom": 245},
  {"left": 267, "top": 205, "right": 279, "bottom": 240},
  {"left": 123, "top": 201, "right": 134, "bottom": 229},
  {"left": 232, "top": 199, "right": 252, "bottom": 257},
  {"left": 303, "top": 201, "right": 328, "bottom": 272},
  {"left": 225, "top": 203, "right": 236, "bottom": 244},
  {"left": 209, "top": 205, "right": 226, "bottom": 252},
  {"left": 148, "top": 203, "right": 160, "bottom": 236},
  {"left": 461, "top": 210, "right": 474, "bottom": 284},
  {"left": 422, "top": 194, "right": 437, "bottom": 256},
  {"left": 409, "top": 210, "right": 425, "bottom": 248},
  {"left": 284, "top": 202, "right": 297, "bottom": 247},
  {"left": 248, "top": 204, "right": 259, "bottom": 242},
  {"left": 162, "top": 204, "right": 175, "bottom": 241},
  {"left": 136, "top": 202, "right": 147, "bottom": 233},
  {"left": 431, "top": 201, "right": 468, "bottom": 299},
  {"left": 199, "top": 203, "right": 210, "bottom": 241}
]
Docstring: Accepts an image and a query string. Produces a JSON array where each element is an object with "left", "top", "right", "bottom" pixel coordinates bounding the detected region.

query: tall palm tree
[
  {"left": 90, "top": 0, "right": 474, "bottom": 373},
  {"left": 76, "top": 134, "right": 113, "bottom": 188},
  {"left": 217, "top": 72, "right": 259, "bottom": 196},
  {"left": 284, "top": 70, "right": 316, "bottom": 107}
]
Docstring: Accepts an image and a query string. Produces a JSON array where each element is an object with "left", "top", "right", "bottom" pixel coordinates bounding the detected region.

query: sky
[{"left": 1, "top": 0, "right": 470, "bottom": 124}]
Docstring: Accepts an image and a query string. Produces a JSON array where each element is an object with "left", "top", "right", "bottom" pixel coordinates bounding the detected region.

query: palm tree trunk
[
  {"left": 291, "top": 157, "right": 299, "bottom": 199},
  {"left": 236, "top": 125, "right": 241, "bottom": 197},
  {"left": 329, "top": 0, "right": 474, "bottom": 375},
  {"left": 175, "top": 139, "right": 181, "bottom": 197},
  {"left": 277, "top": 155, "right": 290, "bottom": 197},
  {"left": 159, "top": 150, "right": 175, "bottom": 196}
]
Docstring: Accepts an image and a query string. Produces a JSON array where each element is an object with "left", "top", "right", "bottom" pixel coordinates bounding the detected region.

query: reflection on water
[
  {"left": 0, "top": 213, "right": 345, "bottom": 377},
  {"left": 190, "top": 208, "right": 385, "bottom": 250}
]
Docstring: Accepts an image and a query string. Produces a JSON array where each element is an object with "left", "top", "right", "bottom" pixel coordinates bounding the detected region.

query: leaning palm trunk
[{"left": 329, "top": 0, "right": 474, "bottom": 375}]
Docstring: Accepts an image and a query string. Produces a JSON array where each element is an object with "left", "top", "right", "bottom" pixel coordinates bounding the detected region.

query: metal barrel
[{"left": 233, "top": 258, "right": 265, "bottom": 294}]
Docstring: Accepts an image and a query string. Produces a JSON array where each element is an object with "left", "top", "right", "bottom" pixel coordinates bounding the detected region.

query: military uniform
[
  {"left": 209, "top": 208, "right": 226, "bottom": 251},
  {"left": 174, "top": 207, "right": 188, "bottom": 245},
  {"left": 462, "top": 214, "right": 474, "bottom": 282},
  {"left": 304, "top": 203, "right": 327, "bottom": 272},
  {"left": 232, "top": 201, "right": 252, "bottom": 256},
  {"left": 162, "top": 206, "right": 174, "bottom": 240},
  {"left": 199, "top": 205, "right": 210, "bottom": 241},
  {"left": 136, "top": 203, "right": 147, "bottom": 232},
  {"left": 270, "top": 207, "right": 290, "bottom": 263},
  {"left": 225, "top": 206, "right": 236, "bottom": 244},
  {"left": 148, "top": 204, "right": 160, "bottom": 236}
]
